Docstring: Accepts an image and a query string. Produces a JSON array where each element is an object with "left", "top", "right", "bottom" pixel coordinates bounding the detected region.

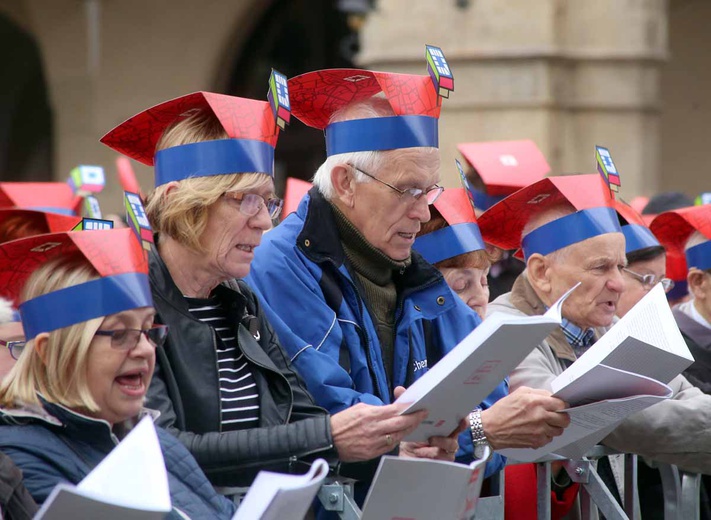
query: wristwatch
[{"left": 469, "top": 408, "right": 492, "bottom": 461}]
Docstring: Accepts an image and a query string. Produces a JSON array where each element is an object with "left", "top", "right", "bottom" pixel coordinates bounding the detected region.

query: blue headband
[
  {"left": 28, "top": 207, "right": 76, "bottom": 216},
  {"left": 471, "top": 188, "right": 505, "bottom": 212},
  {"left": 686, "top": 240, "right": 711, "bottom": 271},
  {"left": 622, "top": 224, "right": 660, "bottom": 254},
  {"left": 154, "top": 138, "right": 274, "bottom": 187},
  {"left": 325, "top": 115, "right": 438, "bottom": 156},
  {"left": 19, "top": 272, "right": 152, "bottom": 339},
  {"left": 414, "top": 222, "right": 485, "bottom": 265},
  {"left": 522, "top": 206, "right": 622, "bottom": 260}
]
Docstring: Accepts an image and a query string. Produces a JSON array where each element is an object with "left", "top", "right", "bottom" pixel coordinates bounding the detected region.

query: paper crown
[
  {"left": 457, "top": 140, "right": 550, "bottom": 199},
  {"left": 0, "top": 209, "right": 82, "bottom": 244},
  {"left": 0, "top": 182, "right": 82, "bottom": 215},
  {"left": 282, "top": 177, "right": 312, "bottom": 221},
  {"left": 650, "top": 205, "right": 711, "bottom": 273},
  {"left": 478, "top": 174, "right": 619, "bottom": 259},
  {"left": 100, "top": 72, "right": 289, "bottom": 186},
  {"left": 611, "top": 199, "right": 661, "bottom": 254},
  {"left": 288, "top": 46, "right": 451, "bottom": 156},
  {"left": 0, "top": 228, "right": 150, "bottom": 339},
  {"left": 413, "top": 187, "right": 485, "bottom": 265}
]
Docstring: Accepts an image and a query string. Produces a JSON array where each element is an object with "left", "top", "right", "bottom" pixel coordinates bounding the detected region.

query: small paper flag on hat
[
  {"left": 595, "top": 146, "right": 621, "bottom": 196},
  {"left": 68, "top": 165, "right": 106, "bottom": 197},
  {"left": 695, "top": 192, "right": 711, "bottom": 206},
  {"left": 268, "top": 69, "right": 291, "bottom": 130},
  {"left": 124, "top": 191, "right": 153, "bottom": 252},
  {"left": 455, "top": 159, "right": 477, "bottom": 215},
  {"left": 82, "top": 196, "right": 102, "bottom": 219},
  {"left": 425, "top": 44, "right": 454, "bottom": 99},
  {"left": 72, "top": 218, "right": 114, "bottom": 231}
]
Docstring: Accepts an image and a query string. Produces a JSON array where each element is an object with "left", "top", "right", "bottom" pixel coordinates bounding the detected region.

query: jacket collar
[
  {"left": 509, "top": 272, "right": 607, "bottom": 363},
  {"left": 673, "top": 306, "right": 711, "bottom": 349},
  {"left": 296, "top": 188, "right": 446, "bottom": 296}
]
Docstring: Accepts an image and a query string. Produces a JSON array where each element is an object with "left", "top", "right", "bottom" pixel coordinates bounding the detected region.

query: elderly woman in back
[
  {"left": 0, "top": 228, "right": 237, "bottom": 518},
  {"left": 101, "top": 87, "right": 426, "bottom": 489}
]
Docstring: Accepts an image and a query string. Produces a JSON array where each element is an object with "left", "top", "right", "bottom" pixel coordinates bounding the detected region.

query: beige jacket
[{"left": 488, "top": 272, "right": 711, "bottom": 475}]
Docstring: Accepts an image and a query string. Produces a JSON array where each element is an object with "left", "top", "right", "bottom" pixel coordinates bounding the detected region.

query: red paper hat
[
  {"left": 0, "top": 228, "right": 147, "bottom": 307},
  {"left": 288, "top": 69, "right": 442, "bottom": 130},
  {"left": 611, "top": 199, "right": 646, "bottom": 226},
  {"left": 282, "top": 177, "right": 312, "bottom": 221},
  {"left": 649, "top": 205, "right": 711, "bottom": 251},
  {"left": 0, "top": 209, "right": 82, "bottom": 244},
  {"left": 457, "top": 140, "right": 550, "bottom": 196},
  {"left": 433, "top": 187, "right": 478, "bottom": 226},
  {"left": 0, "top": 182, "right": 80, "bottom": 215},
  {"left": 100, "top": 92, "right": 282, "bottom": 166},
  {"left": 478, "top": 174, "right": 614, "bottom": 251}
]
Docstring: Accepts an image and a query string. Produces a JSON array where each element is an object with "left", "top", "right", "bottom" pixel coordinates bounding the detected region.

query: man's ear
[
  {"left": 162, "top": 181, "right": 181, "bottom": 199},
  {"left": 688, "top": 268, "right": 708, "bottom": 299},
  {"left": 330, "top": 164, "right": 356, "bottom": 208},
  {"left": 527, "top": 253, "right": 553, "bottom": 295},
  {"left": 33, "top": 333, "right": 50, "bottom": 366}
]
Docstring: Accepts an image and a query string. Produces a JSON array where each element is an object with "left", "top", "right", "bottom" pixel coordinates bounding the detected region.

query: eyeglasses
[
  {"left": 223, "top": 192, "right": 284, "bottom": 220},
  {"left": 94, "top": 325, "right": 169, "bottom": 350},
  {"left": 0, "top": 339, "right": 25, "bottom": 361},
  {"left": 622, "top": 267, "right": 675, "bottom": 293},
  {"left": 351, "top": 165, "right": 444, "bottom": 205}
]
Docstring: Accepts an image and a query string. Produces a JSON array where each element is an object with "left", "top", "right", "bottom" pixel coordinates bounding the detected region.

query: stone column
[{"left": 357, "top": 0, "right": 668, "bottom": 200}]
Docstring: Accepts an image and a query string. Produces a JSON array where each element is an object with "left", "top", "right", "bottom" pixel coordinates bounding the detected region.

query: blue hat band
[
  {"left": 522, "top": 206, "right": 622, "bottom": 260},
  {"left": 622, "top": 224, "right": 660, "bottom": 254},
  {"left": 154, "top": 138, "right": 274, "bottom": 187},
  {"left": 325, "top": 115, "right": 438, "bottom": 156},
  {"left": 414, "top": 222, "right": 485, "bottom": 265},
  {"left": 686, "top": 240, "right": 711, "bottom": 271},
  {"left": 27, "top": 207, "right": 76, "bottom": 216},
  {"left": 471, "top": 188, "right": 505, "bottom": 212},
  {"left": 20, "top": 272, "right": 153, "bottom": 339}
]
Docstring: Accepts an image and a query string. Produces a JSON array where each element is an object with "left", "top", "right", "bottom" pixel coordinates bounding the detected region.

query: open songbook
[
  {"left": 501, "top": 283, "right": 693, "bottom": 462},
  {"left": 36, "top": 417, "right": 171, "bottom": 519},
  {"left": 233, "top": 458, "right": 329, "bottom": 520},
  {"left": 361, "top": 454, "right": 488, "bottom": 520},
  {"left": 396, "top": 284, "right": 579, "bottom": 442}
]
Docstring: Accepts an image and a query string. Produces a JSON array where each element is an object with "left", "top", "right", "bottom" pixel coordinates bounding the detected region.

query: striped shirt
[{"left": 185, "top": 294, "right": 260, "bottom": 431}]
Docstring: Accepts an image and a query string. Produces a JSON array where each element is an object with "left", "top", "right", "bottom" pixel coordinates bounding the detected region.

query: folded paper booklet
[
  {"left": 233, "top": 458, "right": 329, "bottom": 520},
  {"left": 36, "top": 416, "right": 172, "bottom": 520},
  {"left": 361, "top": 455, "right": 487, "bottom": 520},
  {"left": 396, "top": 284, "right": 579, "bottom": 442},
  {"left": 500, "top": 284, "right": 692, "bottom": 463}
]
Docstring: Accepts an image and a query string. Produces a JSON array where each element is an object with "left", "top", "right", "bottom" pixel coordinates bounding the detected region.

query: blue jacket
[
  {"left": 247, "top": 189, "right": 507, "bottom": 478},
  {"left": 0, "top": 399, "right": 236, "bottom": 519}
]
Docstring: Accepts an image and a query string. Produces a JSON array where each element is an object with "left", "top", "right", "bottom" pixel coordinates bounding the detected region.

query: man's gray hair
[
  {"left": 312, "top": 97, "right": 396, "bottom": 200},
  {"left": 685, "top": 230, "right": 709, "bottom": 252}
]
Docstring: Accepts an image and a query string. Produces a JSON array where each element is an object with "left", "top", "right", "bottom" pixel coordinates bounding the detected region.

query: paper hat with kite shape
[
  {"left": 0, "top": 209, "right": 82, "bottom": 245},
  {"left": 456, "top": 140, "right": 550, "bottom": 211},
  {"left": 0, "top": 228, "right": 151, "bottom": 340},
  {"left": 610, "top": 199, "right": 661, "bottom": 255},
  {"left": 651, "top": 205, "right": 711, "bottom": 273},
  {"left": 287, "top": 45, "right": 452, "bottom": 156},
  {"left": 100, "top": 70, "right": 291, "bottom": 187},
  {"left": 0, "top": 182, "right": 83, "bottom": 216},
  {"left": 478, "top": 174, "right": 620, "bottom": 261}
]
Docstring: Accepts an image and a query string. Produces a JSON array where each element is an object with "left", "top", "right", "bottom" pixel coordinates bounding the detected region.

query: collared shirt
[{"left": 560, "top": 317, "right": 596, "bottom": 357}]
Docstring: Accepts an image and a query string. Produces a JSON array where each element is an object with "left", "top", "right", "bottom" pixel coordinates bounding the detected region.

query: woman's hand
[{"left": 399, "top": 418, "right": 466, "bottom": 462}]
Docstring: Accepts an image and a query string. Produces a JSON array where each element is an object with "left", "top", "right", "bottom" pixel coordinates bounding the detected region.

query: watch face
[{"left": 474, "top": 443, "right": 487, "bottom": 460}]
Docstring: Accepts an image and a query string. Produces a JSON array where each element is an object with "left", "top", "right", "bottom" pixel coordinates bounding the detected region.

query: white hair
[
  {"left": 521, "top": 203, "right": 577, "bottom": 264},
  {"left": 685, "top": 230, "right": 709, "bottom": 251},
  {"left": 0, "top": 298, "right": 15, "bottom": 324}
]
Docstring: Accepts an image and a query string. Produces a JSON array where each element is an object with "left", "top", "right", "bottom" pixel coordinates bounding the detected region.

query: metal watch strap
[{"left": 468, "top": 408, "right": 487, "bottom": 444}]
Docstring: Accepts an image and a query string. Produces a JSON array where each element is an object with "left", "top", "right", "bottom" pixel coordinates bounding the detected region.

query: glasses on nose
[
  {"left": 223, "top": 192, "right": 284, "bottom": 220},
  {"left": 622, "top": 267, "right": 675, "bottom": 293},
  {"left": 0, "top": 339, "right": 25, "bottom": 361},
  {"left": 350, "top": 165, "right": 444, "bottom": 205},
  {"left": 94, "top": 324, "right": 169, "bottom": 350}
]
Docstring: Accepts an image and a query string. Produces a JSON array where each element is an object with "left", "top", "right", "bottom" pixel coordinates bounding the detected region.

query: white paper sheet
[
  {"left": 397, "top": 284, "right": 579, "bottom": 442},
  {"left": 233, "top": 458, "right": 329, "bottom": 520},
  {"left": 361, "top": 456, "right": 487, "bottom": 520}
]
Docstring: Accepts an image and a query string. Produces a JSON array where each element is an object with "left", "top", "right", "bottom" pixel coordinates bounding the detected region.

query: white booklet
[
  {"left": 361, "top": 455, "right": 488, "bottom": 520},
  {"left": 232, "top": 458, "right": 329, "bottom": 520},
  {"left": 396, "top": 284, "right": 579, "bottom": 442},
  {"left": 501, "top": 284, "right": 692, "bottom": 462},
  {"left": 36, "top": 416, "right": 172, "bottom": 519}
]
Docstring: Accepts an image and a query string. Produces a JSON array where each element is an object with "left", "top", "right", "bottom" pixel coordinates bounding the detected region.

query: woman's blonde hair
[
  {"left": 418, "top": 208, "right": 500, "bottom": 269},
  {"left": 145, "top": 109, "right": 272, "bottom": 252},
  {"left": 0, "top": 255, "right": 103, "bottom": 411}
]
